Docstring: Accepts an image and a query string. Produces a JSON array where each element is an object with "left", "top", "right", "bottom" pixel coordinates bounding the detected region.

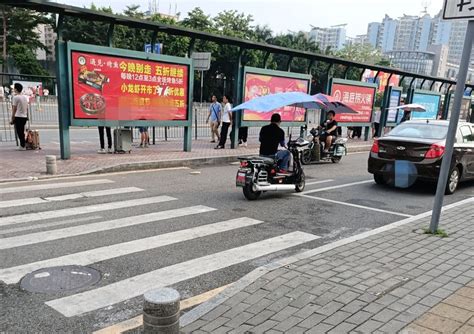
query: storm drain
[{"left": 20, "top": 265, "right": 101, "bottom": 294}]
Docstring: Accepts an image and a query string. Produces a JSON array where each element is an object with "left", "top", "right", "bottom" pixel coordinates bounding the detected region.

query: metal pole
[{"left": 429, "top": 20, "right": 474, "bottom": 233}]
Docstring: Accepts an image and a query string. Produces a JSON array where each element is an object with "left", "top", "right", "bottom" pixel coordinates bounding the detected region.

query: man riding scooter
[
  {"left": 259, "top": 113, "right": 291, "bottom": 174},
  {"left": 319, "top": 110, "right": 338, "bottom": 153}
]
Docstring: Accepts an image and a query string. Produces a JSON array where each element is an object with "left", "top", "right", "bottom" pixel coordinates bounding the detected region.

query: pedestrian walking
[
  {"left": 238, "top": 127, "right": 248, "bottom": 147},
  {"left": 206, "top": 95, "right": 221, "bottom": 143},
  {"left": 98, "top": 126, "right": 112, "bottom": 154},
  {"left": 215, "top": 95, "right": 232, "bottom": 149},
  {"left": 10, "top": 83, "right": 28, "bottom": 151}
]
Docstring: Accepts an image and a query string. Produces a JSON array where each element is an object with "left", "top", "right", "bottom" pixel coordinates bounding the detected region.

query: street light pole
[{"left": 429, "top": 20, "right": 474, "bottom": 233}]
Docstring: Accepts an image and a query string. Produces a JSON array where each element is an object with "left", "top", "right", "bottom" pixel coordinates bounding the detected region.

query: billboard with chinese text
[
  {"left": 69, "top": 49, "right": 190, "bottom": 122},
  {"left": 242, "top": 68, "right": 310, "bottom": 122},
  {"left": 411, "top": 91, "right": 441, "bottom": 120},
  {"left": 330, "top": 80, "right": 377, "bottom": 123}
]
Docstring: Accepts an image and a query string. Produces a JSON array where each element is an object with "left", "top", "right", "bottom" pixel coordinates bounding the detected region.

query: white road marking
[
  {"left": 0, "top": 179, "right": 114, "bottom": 194},
  {"left": 0, "top": 205, "right": 215, "bottom": 250},
  {"left": 0, "top": 195, "right": 175, "bottom": 227},
  {"left": 0, "top": 187, "right": 143, "bottom": 208},
  {"left": 299, "top": 179, "right": 373, "bottom": 195},
  {"left": 305, "top": 179, "right": 334, "bottom": 186},
  {"left": 0, "top": 217, "right": 263, "bottom": 284},
  {"left": 46, "top": 231, "right": 319, "bottom": 317},
  {"left": 297, "top": 194, "right": 413, "bottom": 218},
  {"left": 0, "top": 216, "right": 103, "bottom": 235}
]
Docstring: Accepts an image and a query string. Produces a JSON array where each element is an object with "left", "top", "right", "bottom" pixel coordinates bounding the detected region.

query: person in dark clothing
[
  {"left": 259, "top": 113, "right": 291, "bottom": 172},
  {"left": 98, "top": 126, "right": 112, "bottom": 154},
  {"left": 319, "top": 110, "right": 338, "bottom": 152},
  {"left": 238, "top": 126, "right": 248, "bottom": 147}
]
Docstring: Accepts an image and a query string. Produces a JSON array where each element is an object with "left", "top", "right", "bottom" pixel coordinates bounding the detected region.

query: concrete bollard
[
  {"left": 46, "top": 155, "right": 57, "bottom": 175},
  {"left": 143, "top": 288, "right": 180, "bottom": 334}
]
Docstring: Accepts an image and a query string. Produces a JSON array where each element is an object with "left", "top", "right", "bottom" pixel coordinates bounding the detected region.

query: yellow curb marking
[{"left": 93, "top": 284, "right": 232, "bottom": 334}]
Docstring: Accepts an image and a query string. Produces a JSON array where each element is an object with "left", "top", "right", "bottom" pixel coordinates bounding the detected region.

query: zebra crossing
[{"left": 0, "top": 178, "right": 320, "bottom": 321}]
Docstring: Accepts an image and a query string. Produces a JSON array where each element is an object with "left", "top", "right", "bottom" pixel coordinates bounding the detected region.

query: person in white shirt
[
  {"left": 372, "top": 109, "right": 382, "bottom": 138},
  {"left": 215, "top": 95, "right": 233, "bottom": 149},
  {"left": 10, "top": 83, "right": 29, "bottom": 150}
]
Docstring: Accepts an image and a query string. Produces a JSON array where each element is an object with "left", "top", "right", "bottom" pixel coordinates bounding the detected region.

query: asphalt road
[{"left": 1, "top": 152, "right": 473, "bottom": 333}]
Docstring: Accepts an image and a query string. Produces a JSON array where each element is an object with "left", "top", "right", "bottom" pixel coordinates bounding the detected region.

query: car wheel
[
  {"left": 373, "top": 174, "right": 386, "bottom": 185},
  {"left": 445, "top": 166, "right": 460, "bottom": 195}
]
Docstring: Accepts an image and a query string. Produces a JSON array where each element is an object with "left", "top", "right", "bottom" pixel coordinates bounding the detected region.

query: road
[{"left": 1, "top": 152, "right": 473, "bottom": 333}]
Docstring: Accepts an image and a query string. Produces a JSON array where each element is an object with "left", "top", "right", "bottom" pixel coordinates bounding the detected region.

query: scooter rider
[
  {"left": 259, "top": 113, "right": 291, "bottom": 173},
  {"left": 319, "top": 110, "right": 338, "bottom": 153}
]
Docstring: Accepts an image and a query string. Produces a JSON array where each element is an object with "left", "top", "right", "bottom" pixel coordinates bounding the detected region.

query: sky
[{"left": 60, "top": 0, "right": 445, "bottom": 37}]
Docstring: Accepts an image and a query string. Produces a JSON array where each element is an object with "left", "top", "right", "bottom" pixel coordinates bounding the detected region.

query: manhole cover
[{"left": 20, "top": 265, "right": 101, "bottom": 294}]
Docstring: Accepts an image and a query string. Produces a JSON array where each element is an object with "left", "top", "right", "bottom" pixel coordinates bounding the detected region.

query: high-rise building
[
  {"left": 393, "top": 14, "right": 432, "bottom": 52},
  {"left": 375, "top": 15, "right": 397, "bottom": 53},
  {"left": 428, "top": 44, "right": 449, "bottom": 77},
  {"left": 367, "top": 22, "right": 380, "bottom": 48},
  {"left": 386, "top": 50, "right": 435, "bottom": 76},
  {"left": 35, "top": 24, "right": 56, "bottom": 61},
  {"left": 309, "top": 24, "right": 347, "bottom": 51}
]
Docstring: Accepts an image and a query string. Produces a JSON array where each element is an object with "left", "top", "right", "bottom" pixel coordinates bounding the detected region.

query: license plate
[{"left": 236, "top": 172, "right": 247, "bottom": 187}]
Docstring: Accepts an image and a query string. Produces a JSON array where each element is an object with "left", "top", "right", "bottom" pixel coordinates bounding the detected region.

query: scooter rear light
[
  {"left": 371, "top": 140, "right": 380, "bottom": 154},
  {"left": 240, "top": 161, "right": 248, "bottom": 167},
  {"left": 425, "top": 143, "right": 445, "bottom": 159},
  {"left": 271, "top": 169, "right": 276, "bottom": 174}
]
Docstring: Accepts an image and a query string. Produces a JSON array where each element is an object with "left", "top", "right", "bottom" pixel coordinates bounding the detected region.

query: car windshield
[{"left": 387, "top": 123, "right": 448, "bottom": 140}]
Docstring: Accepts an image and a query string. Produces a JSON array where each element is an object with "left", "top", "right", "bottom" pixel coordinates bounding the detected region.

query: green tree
[{"left": 0, "top": 6, "right": 51, "bottom": 74}]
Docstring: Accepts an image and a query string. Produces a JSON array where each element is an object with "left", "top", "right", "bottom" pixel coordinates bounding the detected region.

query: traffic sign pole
[{"left": 429, "top": 20, "right": 474, "bottom": 233}]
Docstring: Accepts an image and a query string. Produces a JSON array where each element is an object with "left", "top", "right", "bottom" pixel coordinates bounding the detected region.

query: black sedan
[{"left": 368, "top": 120, "right": 474, "bottom": 194}]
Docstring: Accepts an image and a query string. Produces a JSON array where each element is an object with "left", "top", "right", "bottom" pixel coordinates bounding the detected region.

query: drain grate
[{"left": 20, "top": 265, "right": 101, "bottom": 294}]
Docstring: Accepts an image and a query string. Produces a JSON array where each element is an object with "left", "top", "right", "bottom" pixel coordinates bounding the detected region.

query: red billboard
[
  {"left": 331, "top": 83, "right": 376, "bottom": 123},
  {"left": 71, "top": 51, "right": 189, "bottom": 121},
  {"left": 243, "top": 72, "right": 309, "bottom": 121}
]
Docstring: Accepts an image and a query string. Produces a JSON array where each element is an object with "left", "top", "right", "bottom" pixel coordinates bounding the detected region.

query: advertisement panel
[
  {"left": 447, "top": 95, "right": 472, "bottom": 121},
  {"left": 242, "top": 72, "right": 309, "bottom": 122},
  {"left": 387, "top": 89, "right": 402, "bottom": 123},
  {"left": 362, "top": 70, "right": 399, "bottom": 93},
  {"left": 331, "top": 82, "right": 376, "bottom": 123},
  {"left": 70, "top": 51, "right": 189, "bottom": 121},
  {"left": 411, "top": 92, "right": 441, "bottom": 120}
]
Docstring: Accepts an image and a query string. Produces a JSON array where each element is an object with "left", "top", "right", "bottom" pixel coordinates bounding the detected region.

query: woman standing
[{"left": 215, "top": 95, "right": 232, "bottom": 149}]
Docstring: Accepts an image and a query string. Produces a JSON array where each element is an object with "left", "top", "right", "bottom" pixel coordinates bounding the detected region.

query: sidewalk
[
  {"left": 181, "top": 199, "right": 474, "bottom": 334},
  {"left": 0, "top": 138, "right": 372, "bottom": 182}
]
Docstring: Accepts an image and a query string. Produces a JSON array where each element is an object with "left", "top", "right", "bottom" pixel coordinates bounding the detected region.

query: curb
[
  {"left": 0, "top": 145, "right": 371, "bottom": 184},
  {"left": 179, "top": 197, "right": 474, "bottom": 328}
]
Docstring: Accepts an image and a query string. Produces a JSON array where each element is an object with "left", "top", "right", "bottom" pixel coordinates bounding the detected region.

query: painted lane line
[
  {"left": 0, "top": 216, "right": 103, "bottom": 235},
  {"left": 297, "top": 194, "right": 413, "bottom": 218},
  {"left": 299, "top": 179, "right": 373, "bottom": 195},
  {"left": 0, "top": 195, "right": 175, "bottom": 227},
  {"left": 92, "top": 284, "right": 232, "bottom": 334},
  {"left": 305, "top": 179, "right": 335, "bottom": 186},
  {"left": 46, "top": 231, "right": 320, "bottom": 317},
  {"left": 0, "top": 187, "right": 144, "bottom": 209},
  {"left": 0, "top": 179, "right": 114, "bottom": 195},
  {"left": 0, "top": 217, "right": 263, "bottom": 284},
  {"left": 44, "top": 187, "right": 144, "bottom": 201},
  {"left": 0, "top": 205, "right": 215, "bottom": 250}
]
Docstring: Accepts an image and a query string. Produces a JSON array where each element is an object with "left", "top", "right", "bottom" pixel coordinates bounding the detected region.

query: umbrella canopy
[
  {"left": 231, "top": 92, "right": 358, "bottom": 114},
  {"left": 312, "top": 93, "right": 359, "bottom": 115},
  {"left": 388, "top": 103, "right": 426, "bottom": 112},
  {"left": 231, "top": 92, "right": 322, "bottom": 112}
]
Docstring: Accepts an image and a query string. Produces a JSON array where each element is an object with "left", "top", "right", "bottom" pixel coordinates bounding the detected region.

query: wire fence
[{"left": 0, "top": 98, "right": 304, "bottom": 144}]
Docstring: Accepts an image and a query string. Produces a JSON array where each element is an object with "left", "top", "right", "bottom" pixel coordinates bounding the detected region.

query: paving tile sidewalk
[
  {"left": 0, "top": 138, "right": 371, "bottom": 182},
  {"left": 181, "top": 200, "right": 474, "bottom": 334}
]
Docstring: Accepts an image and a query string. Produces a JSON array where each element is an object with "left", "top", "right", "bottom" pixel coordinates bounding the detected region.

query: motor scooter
[
  {"left": 301, "top": 128, "right": 347, "bottom": 164},
  {"left": 236, "top": 137, "right": 309, "bottom": 200}
]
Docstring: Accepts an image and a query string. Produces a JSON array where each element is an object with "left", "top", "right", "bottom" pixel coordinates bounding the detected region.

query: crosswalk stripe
[
  {"left": 0, "top": 195, "right": 176, "bottom": 227},
  {"left": 0, "top": 217, "right": 263, "bottom": 284},
  {"left": 0, "top": 205, "right": 216, "bottom": 250},
  {"left": 0, "top": 216, "right": 103, "bottom": 235},
  {"left": 46, "top": 231, "right": 320, "bottom": 317},
  {"left": 0, "top": 179, "right": 114, "bottom": 194},
  {"left": 0, "top": 187, "right": 144, "bottom": 209}
]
